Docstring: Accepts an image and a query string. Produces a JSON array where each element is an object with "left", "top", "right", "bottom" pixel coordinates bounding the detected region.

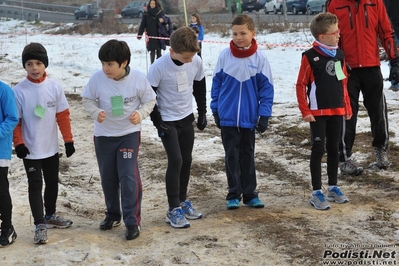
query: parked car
[
  {"left": 264, "top": 0, "right": 283, "bottom": 14},
  {"left": 286, "top": 0, "right": 307, "bottom": 14},
  {"left": 257, "top": 0, "right": 267, "bottom": 10},
  {"left": 74, "top": 4, "right": 102, "bottom": 20},
  {"left": 306, "top": 0, "right": 325, "bottom": 15},
  {"left": 120, "top": 1, "right": 147, "bottom": 18},
  {"left": 241, "top": 0, "right": 265, "bottom": 12}
]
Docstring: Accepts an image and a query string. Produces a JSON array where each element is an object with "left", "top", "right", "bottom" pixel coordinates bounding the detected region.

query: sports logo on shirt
[
  {"left": 326, "top": 60, "right": 336, "bottom": 76},
  {"left": 47, "top": 101, "right": 56, "bottom": 108}
]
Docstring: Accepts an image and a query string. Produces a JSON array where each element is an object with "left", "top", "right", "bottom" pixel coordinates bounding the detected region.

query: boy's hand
[
  {"left": 15, "top": 144, "right": 30, "bottom": 159},
  {"left": 345, "top": 114, "right": 352, "bottom": 120},
  {"left": 98, "top": 111, "right": 106, "bottom": 123},
  {"left": 256, "top": 116, "right": 269, "bottom": 133},
  {"left": 64, "top": 142, "right": 75, "bottom": 158},
  {"left": 197, "top": 114, "right": 207, "bottom": 130},
  {"left": 213, "top": 113, "right": 220, "bottom": 128},
  {"left": 302, "top": 114, "right": 316, "bottom": 122},
  {"left": 129, "top": 111, "right": 140, "bottom": 125},
  {"left": 157, "top": 121, "right": 171, "bottom": 138}
]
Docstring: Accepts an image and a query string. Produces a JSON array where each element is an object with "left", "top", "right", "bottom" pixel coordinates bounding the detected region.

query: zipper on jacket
[
  {"left": 336, "top": 6, "right": 353, "bottom": 29},
  {"left": 363, "top": 3, "right": 376, "bottom": 29}
]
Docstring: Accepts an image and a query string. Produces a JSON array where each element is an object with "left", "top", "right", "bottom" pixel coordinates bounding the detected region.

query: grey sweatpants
[{"left": 94, "top": 132, "right": 142, "bottom": 227}]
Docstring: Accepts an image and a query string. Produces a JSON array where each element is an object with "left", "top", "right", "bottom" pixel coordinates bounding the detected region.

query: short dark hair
[
  {"left": 232, "top": 14, "right": 255, "bottom": 31},
  {"left": 170, "top": 26, "right": 200, "bottom": 53},
  {"left": 98, "top": 39, "right": 131, "bottom": 67},
  {"left": 310, "top": 12, "right": 338, "bottom": 39},
  {"left": 191, "top": 26, "right": 199, "bottom": 34}
]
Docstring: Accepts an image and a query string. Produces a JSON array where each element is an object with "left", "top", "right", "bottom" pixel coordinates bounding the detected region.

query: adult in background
[
  {"left": 327, "top": 0, "right": 399, "bottom": 175},
  {"left": 231, "top": 2, "right": 237, "bottom": 17},
  {"left": 383, "top": 0, "right": 399, "bottom": 91},
  {"left": 158, "top": 14, "right": 174, "bottom": 50},
  {"left": 138, "top": 0, "right": 164, "bottom": 64}
]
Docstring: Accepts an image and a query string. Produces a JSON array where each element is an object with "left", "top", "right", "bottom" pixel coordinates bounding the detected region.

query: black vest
[{"left": 303, "top": 48, "right": 345, "bottom": 110}]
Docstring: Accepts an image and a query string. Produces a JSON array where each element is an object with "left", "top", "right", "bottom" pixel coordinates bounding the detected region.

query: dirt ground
[{"left": 2, "top": 94, "right": 399, "bottom": 265}]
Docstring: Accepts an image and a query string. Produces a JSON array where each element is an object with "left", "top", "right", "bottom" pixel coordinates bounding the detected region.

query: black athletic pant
[
  {"left": 0, "top": 167, "right": 12, "bottom": 229},
  {"left": 23, "top": 154, "right": 59, "bottom": 225},
  {"left": 161, "top": 114, "right": 195, "bottom": 208},
  {"left": 221, "top": 127, "right": 258, "bottom": 203},
  {"left": 309, "top": 116, "right": 341, "bottom": 190},
  {"left": 339, "top": 67, "right": 389, "bottom": 162}
]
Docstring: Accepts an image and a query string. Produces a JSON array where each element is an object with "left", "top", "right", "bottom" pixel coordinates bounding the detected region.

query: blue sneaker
[
  {"left": 243, "top": 197, "right": 265, "bottom": 208},
  {"left": 226, "top": 199, "right": 240, "bottom": 210},
  {"left": 310, "top": 190, "right": 330, "bottom": 210},
  {"left": 165, "top": 207, "right": 190, "bottom": 228},
  {"left": 180, "top": 200, "right": 203, "bottom": 220},
  {"left": 327, "top": 186, "right": 349, "bottom": 203}
]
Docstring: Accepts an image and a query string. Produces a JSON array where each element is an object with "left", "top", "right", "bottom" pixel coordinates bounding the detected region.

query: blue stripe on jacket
[{"left": 210, "top": 48, "right": 274, "bottom": 129}]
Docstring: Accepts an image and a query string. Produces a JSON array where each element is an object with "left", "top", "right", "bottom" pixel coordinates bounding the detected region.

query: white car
[{"left": 264, "top": 0, "right": 283, "bottom": 14}]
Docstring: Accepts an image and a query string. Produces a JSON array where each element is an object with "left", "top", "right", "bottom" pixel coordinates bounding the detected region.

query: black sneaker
[
  {"left": 99, "top": 218, "right": 121, "bottom": 230},
  {"left": 125, "top": 225, "right": 140, "bottom": 240},
  {"left": 0, "top": 225, "right": 17, "bottom": 247}
]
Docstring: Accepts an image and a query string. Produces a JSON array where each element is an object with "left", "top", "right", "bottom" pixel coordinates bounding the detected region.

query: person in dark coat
[
  {"left": 137, "top": 0, "right": 164, "bottom": 64},
  {"left": 383, "top": 0, "right": 399, "bottom": 91},
  {"left": 231, "top": 2, "right": 237, "bottom": 17},
  {"left": 158, "top": 14, "right": 174, "bottom": 50}
]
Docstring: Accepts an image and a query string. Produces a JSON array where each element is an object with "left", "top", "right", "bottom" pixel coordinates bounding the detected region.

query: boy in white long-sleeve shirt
[{"left": 81, "top": 39, "right": 156, "bottom": 241}]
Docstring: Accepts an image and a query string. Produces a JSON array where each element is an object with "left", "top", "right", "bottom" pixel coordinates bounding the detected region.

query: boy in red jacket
[{"left": 296, "top": 12, "right": 352, "bottom": 210}]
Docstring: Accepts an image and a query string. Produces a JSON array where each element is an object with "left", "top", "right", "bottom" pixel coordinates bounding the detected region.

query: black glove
[
  {"left": 15, "top": 144, "right": 30, "bottom": 159},
  {"left": 256, "top": 116, "right": 269, "bottom": 133},
  {"left": 65, "top": 142, "right": 75, "bottom": 158},
  {"left": 389, "top": 58, "right": 399, "bottom": 85},
  {"left": 157, "top": 121, "right": 171, "bottom": 138},
  {"left": 213, "top": 113, "right": 220, "bottom": 129},
  {"left": 197, "top": 113, "right": 207, "bottom": 130}
]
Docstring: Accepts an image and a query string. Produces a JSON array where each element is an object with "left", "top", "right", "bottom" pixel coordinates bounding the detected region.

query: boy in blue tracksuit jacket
[
  {"left": 0, "top": 80, "right": 19, "bottom": 247},
  {"left": 211, "top": 14, "right": 274, "bottom": 210}
]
